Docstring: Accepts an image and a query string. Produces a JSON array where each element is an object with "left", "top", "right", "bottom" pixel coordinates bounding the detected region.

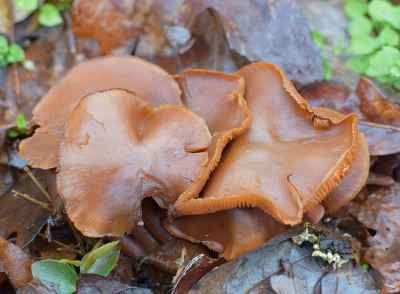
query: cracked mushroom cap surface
[
  {"left": 173, "top": 62, "right": 360, "bottom": 225},
  {"left": 57, "top": 89, "right": 212, "bottom": 237},
  {"left": 19, "top": 56, "right": 182, "bottom": 169}
]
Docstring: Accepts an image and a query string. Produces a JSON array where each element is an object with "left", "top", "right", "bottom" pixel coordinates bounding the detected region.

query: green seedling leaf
[
  {"left": 349, "top": 35, "right": 380, "bottom": 55},
  {"left": 0, "top": 36, "right": 8, "bottom": 54},
  {"left": 38, "top": 4, "right": 63, "bottom": 27},
  {"left": 15, "top": 0, "right": 38, "bottom": 11},
  {"left": 345, "top": 55, "right": 370, "bottom": 74},
  {"left": 7, "top": 129, "right": 19, "bottom": 138},
  {"left": 368, "top": 0, "right": 400, "bottom": 29},
  {"left": 80, "top": 241, "right": 120, "bottom": 277},
  {"left": 378, "top": 26, "right": 399, "bottom": 46},
  {"left": 311, "top": 31, "right": 325, "bottom": 48},
  {"left": 345, "top": 0, "right": 368, "bottom": 19},
  {"left": 323, "top": 58, "right": 332, "bottom": 80},
  {"left": 32, "top": 259, "right": 78, "bottom": 294},
  {"left": 59, "top": 259, "right": 81, "bottom": 267},
  {"left": 16, "top": 113, "right": 27, "bottom": 130},
  {"left": 367, "top": 46, "right": 400, "bottom": 77},
  {"left": 348, "top": 16, "right": 372, "bottom": 36},
  {"left": 6, "top": 44, "right": 25, "bottom": 63}
]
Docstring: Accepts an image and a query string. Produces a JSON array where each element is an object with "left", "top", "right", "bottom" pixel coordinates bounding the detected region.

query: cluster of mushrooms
[{"left": 19, "top": 57, "right": 369, "bottom": 260}]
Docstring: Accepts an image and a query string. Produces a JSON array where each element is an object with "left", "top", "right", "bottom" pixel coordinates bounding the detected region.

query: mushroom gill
[
  {"left": 173, "top": 62, "right": 360, "bottom": 225},
  {"left": 57, "top": 89, "right": 211, "bottom": 237}
]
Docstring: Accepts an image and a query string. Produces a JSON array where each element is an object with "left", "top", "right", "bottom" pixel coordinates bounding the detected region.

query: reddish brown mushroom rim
[
  {"left": 172, "top": 62, "right": 362, "bottom": 226},
  {"left": 19, "top": 56, "right": 182, "bottom": 169},
  {"left": 57, "top": 89, "right": 212, "bottom": 237}
]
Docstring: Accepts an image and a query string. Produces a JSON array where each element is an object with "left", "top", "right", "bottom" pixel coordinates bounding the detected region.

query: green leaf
[
  {"left": 0, "top": 36, "right": 8, "bottom": 54},
  {"left": 378, "top": 26, "right": 399, "bottom": 46},
  {"left": 38, "top": 4, "right": 63, "bottom": 27},
  {"left": 16, "top": 113, "right": 27, "bottom": 130},
  {"left": 7, "top": 129, "right": 19, "bottom": 138},
  {"left": 368, "top": 0, "right": 400, "bottom": 29},
  {"left": 15, "top": 0, "right": 38, "bottom": 11},
  {"left": 366, "top": 46, "right": 400, "bottom": 77},
  {"left": 80, "top": 241, "right": 120, "bottom": 277},
  {"left": 345, "top": 55, "right": 370, "bottom": 74},
  {"left": 322, "top": 58, "right": 332, "bottom": 80},
  {"left": 349, "top": 35, "right": 380, "bottom": 54},
  {"left": 311, "top": 31, "right": 325, "bottom": 48},
  {"left": 348, "top": 16, "right": 372, "bottom": 36},
  {"left": 32, "top": 260, "right": 78, "bottom": 294},
  {"left": 6, "top": 44, "right": 25, "bottom": 63},
  {"left": 59, "top": 259, "right": 81, "bottom": 267},
  {"left": 345, "top": 0, "right": 368, "bottom": 19}
]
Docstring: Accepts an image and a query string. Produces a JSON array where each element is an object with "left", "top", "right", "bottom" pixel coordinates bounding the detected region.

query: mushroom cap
[
  {"left": 57, "top": 89, "right": 211, "bottom": 237},
  {"left": 173, "top": 62, "right": 359, "bottom": 225},
  {"left": 20, "top": 56, "right": 182, "bottom": 169},
  {"left": 165, "top": 208, "right": 287, "bottom": 260},
  {"left": 315, "top": 107, "right": 369, "bottom": 214}
]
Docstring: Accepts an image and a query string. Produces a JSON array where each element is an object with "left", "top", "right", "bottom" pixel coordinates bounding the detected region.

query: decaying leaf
[
  {"left": 72, "top": 0, "right": 150, "bottom": 54},
  {"left": 77, "top": 274, "right": 152, "bottom": 294},
  {"left": 351, "top": 183, "right": 400, "bottom": 293},
  {"left": 184, "top": 232, "right": 378, "bottom": 293},
  {"left": 0, "top": 170, "right": 51, "bottom": 246},
  {"left": 357, "top": 77, "right": 400, "bottom": 126},
  {"left": 0, "top": 236, "right": 32, "bottom": 288},
  {"left": 0, "top": 0, "right": 13, "bottom": 36},
  {"left": 134, "top": 0, "right": 323, "bottom": 83}
]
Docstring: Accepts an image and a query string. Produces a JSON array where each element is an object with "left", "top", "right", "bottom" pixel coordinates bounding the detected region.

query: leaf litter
[{"left": 1, "top": 0, "right": 400, "bottom": 293}]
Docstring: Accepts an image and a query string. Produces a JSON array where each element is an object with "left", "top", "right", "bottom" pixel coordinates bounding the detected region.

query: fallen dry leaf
[
  {"left": 0, "top": 0, "right": 12, "bottom": 36},
  {"left": 0, "top": 236, "right": 32, "bottom": 288},
  {"left": 185, "top": 232, "right": 378, "bottom": 293},
  {"left": 0, "top": 170, "right": 51, "bottom": 246},
  {"left": 77, "top": 274, "right": 152, "bottom": 294},
  {"left": 357, "top": 77, "right": 400, "bottom": 127},
  {"left": 351, "top": 183, "right": 400, "bottom": 293},
  {"left": 135, "top": 0, "right": 323, "bottom": 83},
  {"left": 72, "top": 0, "right": 150, "bottom": 55}
]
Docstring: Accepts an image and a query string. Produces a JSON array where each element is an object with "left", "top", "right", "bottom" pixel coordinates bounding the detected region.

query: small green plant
[
  {"left": 311, "top": 31, "right": 332, "bottom": 80},
  {"left": 345, "top": 0, "right": 400, "bottom": 89},
  {"left": 7, "top": 114, "right": 29, "bottom": 138},
  {"left": 14, "top": 0, "right": 66, "bottom": 27},
  {"left": 0, "top": 36, "right": 26, "bottom": 67},
  {"left": 32, "top": 241, "right": 120, "bottom": 294}
]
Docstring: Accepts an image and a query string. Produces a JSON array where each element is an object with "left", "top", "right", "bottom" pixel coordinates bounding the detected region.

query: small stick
[
  {"left": 23, "top": 166, "right": 52, "bottom": 203},
  {"left": 11, "top": 189, "right": 51, "bottom": 212},
  {"left": 39, "top": 233, "right": 84, "bottom": 255}
]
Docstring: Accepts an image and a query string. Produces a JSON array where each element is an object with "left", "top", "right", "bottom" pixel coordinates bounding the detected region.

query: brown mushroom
[
  {"left": 20, "top": 57, "right": 250, "bottom": 238},
  {"left": 57, "top": 89, "right": 211, "bottom": 236},
  {"left": 315, "top": 107, "right": 370, "bottom": 214},
  {"left": 19, "top": 56, "right": 182, "bottom": 169},
  {"left": 173, "top": 62, "right": 360, "bottom": 225},
  {"left": 165, "top": 208, "right": 287, "bottom": 260}
]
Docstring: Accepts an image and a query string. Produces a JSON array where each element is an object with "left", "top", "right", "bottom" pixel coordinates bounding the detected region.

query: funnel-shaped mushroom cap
[
  {"left": 57, "top": 89, "right": 211, "bottom": 237},
  {"left": 173, "top": 62, "right": 359, "bottom": 225},
  {"left": 315, "top": 108, "right": 369, "bottom": 214},
  {"left": 20, "top": 56, "right": 182, "bottom": 169},
  {"left": 165, "top": 208, "right": 287, "bottom": 260}
]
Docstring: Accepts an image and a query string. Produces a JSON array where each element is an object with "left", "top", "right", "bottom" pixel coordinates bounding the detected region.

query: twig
[
  {"left": 11, "top": 189, "right": 51, "bottom": 211},
  {"left": 39, "top": 233, "right": 84, "bottom": 255},
  {"left": 23, "top": 166, "right": 52, "bottom": 203}
]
